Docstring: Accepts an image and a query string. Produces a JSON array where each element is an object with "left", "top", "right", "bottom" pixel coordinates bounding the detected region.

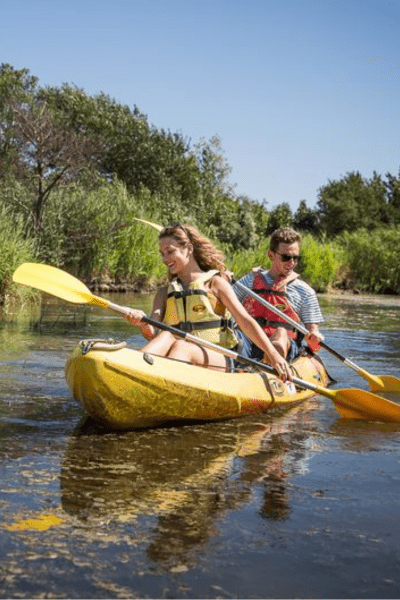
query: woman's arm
[{"left": 211, "top": 277, "right": 292, "bottom": 379}]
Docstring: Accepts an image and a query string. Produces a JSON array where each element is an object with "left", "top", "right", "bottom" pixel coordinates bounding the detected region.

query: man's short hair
[{"left": 269, "top": 228, "right": 302, "bottom": 252}]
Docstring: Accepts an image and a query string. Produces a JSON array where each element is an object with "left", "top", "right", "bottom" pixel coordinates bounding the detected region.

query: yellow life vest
[{"left": 163, "top": 270, "right": 239, "bottom": 348}]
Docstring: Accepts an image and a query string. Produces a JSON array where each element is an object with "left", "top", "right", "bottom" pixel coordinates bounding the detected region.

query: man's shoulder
[
  {"left": 289, "top": 277, "right": 316, "bottom": 293},
  {"left": 237, "top": 271, "right": 257, "bottom": 284}
]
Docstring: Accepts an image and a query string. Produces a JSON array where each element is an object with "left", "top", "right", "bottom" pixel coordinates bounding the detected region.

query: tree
[
  {"left": 384, "top": 170, "right": 400, "bottom": 225},
  {"left": 267, "top": 202, "right": 293, "bottom": 233},
  {"left": 4, "top": 98, "right": 103, "bottom": 237},
  {"left": 0, "top": 63, "right": 38, "bottom": 174},
  {"left": 316, "top": 171, "right": 386, "bottom": 236},
  {"left": 191, "top": 135, "right": 239, "bottom": 231},
  {"left": 42, "top": 84, "right": 201, "bottom": 213},
  {"left": 293, "top": 200, "right": 319, "bottom": 234}
]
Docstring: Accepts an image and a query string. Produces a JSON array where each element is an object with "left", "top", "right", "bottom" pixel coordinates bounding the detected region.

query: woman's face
[{"left": 159, "top": 236, "right": 192, "bottom": 275}]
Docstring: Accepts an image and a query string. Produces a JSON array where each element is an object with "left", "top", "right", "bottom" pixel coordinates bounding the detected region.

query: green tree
[
  {"left": 267, "top": 202, "right": 293, "bottom": 233},
  {"left": 293, "top": 199, "right": 319, "bottom": 233},
  {"left": 3, "top": 98, "right": 103, "bottom": 237},
  {"left": 191, "top": 135, "right": 235, "bottom": 225},
  {"left": 42, "top": 84, "right": 201, "bottom": 215},
  {"left": 0, "top": 63, "right": 38, "bottom": 174},
  {"left": 384, "top": 170, "right": 400, "bottom": 225},
  {"left": 316, "top": 171, "right": 386, "bottom": 236}
]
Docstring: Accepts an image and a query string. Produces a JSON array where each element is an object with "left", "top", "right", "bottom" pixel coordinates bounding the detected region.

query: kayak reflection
[{"left": 61, "top": 404, "right": 319, "bottom": 559}]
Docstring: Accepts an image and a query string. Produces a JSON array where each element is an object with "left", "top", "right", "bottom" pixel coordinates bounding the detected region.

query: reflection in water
[
  {"left": 1, "top": 292, "right": 400, "bottom": 598},
  {"left": 61, "top": 402, "right": 320, "bottom": 565},
  {"left": 329, "top": 418, "right": 400, "bottom": 453}
]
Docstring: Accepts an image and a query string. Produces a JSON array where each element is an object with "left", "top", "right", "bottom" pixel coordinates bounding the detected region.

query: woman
[{"left": 125, "top": 223, "right": 291, "bottom": 379}]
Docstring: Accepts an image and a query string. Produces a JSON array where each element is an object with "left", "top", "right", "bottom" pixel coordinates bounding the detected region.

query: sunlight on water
[{"left": 0, "top": 291, "right": 400, "bottom": 599}]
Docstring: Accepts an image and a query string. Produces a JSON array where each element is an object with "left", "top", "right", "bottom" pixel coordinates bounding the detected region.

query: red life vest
[{"left": 243, "top": 272, "right": 301, "bottom": 339}]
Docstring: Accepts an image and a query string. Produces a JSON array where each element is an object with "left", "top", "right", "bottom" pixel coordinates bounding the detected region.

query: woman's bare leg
[
  {"left": 167, "top": 340, "right": 227, "bottom": 370},
  {"left": 141, "top": 331, "right": 176, "bottom": 356}
]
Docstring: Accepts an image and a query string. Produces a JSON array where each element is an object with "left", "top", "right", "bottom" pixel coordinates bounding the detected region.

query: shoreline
[{"left": 87, "top": 279, "right": 399, "bottom": 298}]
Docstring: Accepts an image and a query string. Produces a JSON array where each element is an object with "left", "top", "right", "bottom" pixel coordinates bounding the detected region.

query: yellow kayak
[{"left": 65, "top": 339, "right": 330, "bottom": 430}]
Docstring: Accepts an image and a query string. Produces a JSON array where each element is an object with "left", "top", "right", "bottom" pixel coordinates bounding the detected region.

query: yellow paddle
[
  {"left": 12, "top": 262, "right": 400, "bottom": 423},
  {"left": 233, "top": 279, "right": 400, "bottom": 393}
]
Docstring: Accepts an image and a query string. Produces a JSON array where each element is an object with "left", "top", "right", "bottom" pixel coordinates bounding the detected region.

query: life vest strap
[
  {"left": 254, "top": 316, "right": 296, "bottom": 332},
  {"left": 252, "top": 288, "right": 287, "bottom": 297},
  {"left": 172, "top": 318, "right": 234, "bottom": 333},
  {"left": 167, "top": 289, "right": 208, "bottom": 299}
]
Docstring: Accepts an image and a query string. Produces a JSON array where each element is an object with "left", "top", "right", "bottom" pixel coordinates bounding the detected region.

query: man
[{"left": 233, "top": 228, "right": 324, "bottom": 362}]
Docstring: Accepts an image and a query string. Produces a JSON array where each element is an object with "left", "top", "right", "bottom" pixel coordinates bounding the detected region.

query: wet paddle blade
[
  {"left": 324, "top": 386, "right": 400, "bottom": 423},
  {"left": 291, "top": 374, "right": 400, "bottom": 422}
]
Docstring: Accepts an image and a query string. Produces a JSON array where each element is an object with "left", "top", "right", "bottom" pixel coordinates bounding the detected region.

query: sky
[{"left": 1, "top": 0, "right": 400, "bottom": 212}]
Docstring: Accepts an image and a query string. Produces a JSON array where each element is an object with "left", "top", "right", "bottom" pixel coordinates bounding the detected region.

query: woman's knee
[
  {"left": 142, "top": 330, "right": 176, "bottom": 355},
  {"left": 168, "top": 340, "right": 207, "bottom": 365},
  {"left": 167, "top": 339, "right": 191, "bottom": 357}
]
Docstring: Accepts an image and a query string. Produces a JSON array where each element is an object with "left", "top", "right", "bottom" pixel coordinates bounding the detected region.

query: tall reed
[{"left": 0, "top": 208, "right": 37, "bottom": 303}]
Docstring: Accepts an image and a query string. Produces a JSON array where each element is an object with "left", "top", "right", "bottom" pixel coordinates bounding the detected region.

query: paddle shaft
[{"left": 106, "top": 301, "right": 322, "bottom": 395}]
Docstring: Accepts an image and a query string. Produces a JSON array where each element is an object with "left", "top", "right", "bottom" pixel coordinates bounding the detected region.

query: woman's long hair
[{"left": 159, "top": 223, "right": 228, "bottom": 279}]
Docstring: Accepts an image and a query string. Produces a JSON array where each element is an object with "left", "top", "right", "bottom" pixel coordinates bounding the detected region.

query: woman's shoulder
[{"left": 209, "top": 273, "right": 233, "bottom": 297}]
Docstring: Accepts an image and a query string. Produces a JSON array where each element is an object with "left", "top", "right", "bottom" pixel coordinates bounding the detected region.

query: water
[{"left": 0, "top": 292, "right": 400, "bottom": 599}]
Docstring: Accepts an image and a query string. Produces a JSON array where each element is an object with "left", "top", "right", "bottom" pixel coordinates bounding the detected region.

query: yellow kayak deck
[{"left": 65, "top": 340, "right": 330, "bottom": 429}]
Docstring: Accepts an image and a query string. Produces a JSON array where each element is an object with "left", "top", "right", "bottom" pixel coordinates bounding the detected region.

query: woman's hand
[
  {"left": 125, "top": 309, "right": 147, "bottom": 327},
  {"left": 268, "top": 351, "right": 292, "bottom": 382}
]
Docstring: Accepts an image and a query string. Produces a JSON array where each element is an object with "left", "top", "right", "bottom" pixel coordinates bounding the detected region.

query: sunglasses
[{"left": 275, "top": 252, "right": 301, "bottom": 263}]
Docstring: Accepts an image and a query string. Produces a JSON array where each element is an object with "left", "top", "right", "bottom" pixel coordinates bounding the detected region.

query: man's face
[{"left": 268, "top": 241, "right": 300, "bottom": 277}]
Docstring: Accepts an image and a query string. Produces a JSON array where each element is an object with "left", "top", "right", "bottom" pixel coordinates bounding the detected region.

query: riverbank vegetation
[{"left": 1, "top": 63, "right": 400, "bottom": 303}]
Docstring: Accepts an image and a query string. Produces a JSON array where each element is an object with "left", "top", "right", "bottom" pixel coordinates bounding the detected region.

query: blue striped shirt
[{"left": 233, "top": 271, "right": 324, "bottom": 325}]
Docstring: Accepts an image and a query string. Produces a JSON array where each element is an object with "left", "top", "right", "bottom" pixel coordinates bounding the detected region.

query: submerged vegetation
[{"left": 0, "top": 62, "right": 400, "bottom": 302}]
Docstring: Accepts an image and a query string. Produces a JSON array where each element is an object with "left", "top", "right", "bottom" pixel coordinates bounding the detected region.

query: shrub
[{"left": 337, "top": 227, "right": 400, "bottom": 294}]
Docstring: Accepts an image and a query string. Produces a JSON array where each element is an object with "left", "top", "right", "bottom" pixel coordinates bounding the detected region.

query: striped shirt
[{"left": 233, "top": 271, "right": 324, "bottom": 325}]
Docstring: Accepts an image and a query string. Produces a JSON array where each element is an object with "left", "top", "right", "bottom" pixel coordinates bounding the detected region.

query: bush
[
  {"left": 299, "top": 235, "right": 342, "bottom": 292},
  {"left": 337, "top": 227, "right": 400, "bottom": 294}
]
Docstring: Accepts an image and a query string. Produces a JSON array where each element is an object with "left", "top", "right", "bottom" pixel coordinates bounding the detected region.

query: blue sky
[{"left": 2, "top": 0, "right": 399, "bottom": 212}]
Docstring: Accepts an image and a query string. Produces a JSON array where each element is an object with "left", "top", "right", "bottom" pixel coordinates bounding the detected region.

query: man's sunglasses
[{"left": 275, "top": 252, "right": 301, "bottom": 263}]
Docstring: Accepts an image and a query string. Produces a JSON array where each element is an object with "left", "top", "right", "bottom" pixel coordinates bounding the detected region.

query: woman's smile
[{"left": 159, "top": 236, "right": 191, "bottom": 275}]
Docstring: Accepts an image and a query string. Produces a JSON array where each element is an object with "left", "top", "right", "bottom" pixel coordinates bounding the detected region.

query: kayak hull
[{"left": 65, "top": 340, "right": 330, "bottom": 430}]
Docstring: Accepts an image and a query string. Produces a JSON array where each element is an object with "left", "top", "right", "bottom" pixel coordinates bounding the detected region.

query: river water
[{"left": 0, "top": 292, "right": 400, "bottom": 599}]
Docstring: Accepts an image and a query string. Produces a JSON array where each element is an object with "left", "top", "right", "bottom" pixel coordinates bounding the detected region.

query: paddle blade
[
  {"left": 328, "top": 387, "right": 400, "bottom": 422},
  {"left": 367, "top": 374, "right": 400, "bottom": 394},
  {"left": 13, "top": 263, "right": 93, "bottom": 305},
  {"left": 133, "top": 218, "right": 163, "bottom": 231}
]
